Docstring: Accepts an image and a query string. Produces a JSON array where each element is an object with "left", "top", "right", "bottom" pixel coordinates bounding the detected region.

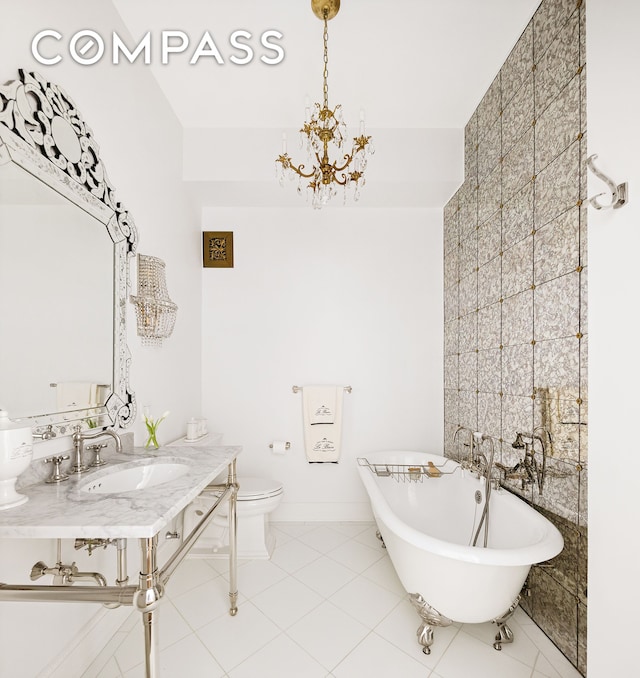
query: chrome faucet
[
  {"left": 452, "top": 426, "right": 476, "bottom": 470},
  {"left": 71, "top": 425, "right": 121, "bottom": 474},
  {"left": 453, "top": 426, "right": 490, "bottom": 477},
  {"left": 500, "top": 429, "right": 548, "bottom": 494},
  {"left": 33, "top": 425, "right": 56, "bottom": 441}
]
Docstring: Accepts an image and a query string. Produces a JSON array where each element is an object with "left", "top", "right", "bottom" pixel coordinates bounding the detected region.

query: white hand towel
[
  {"left": 305, "top": 385, "right": 339, "bottom": 425},
  {"left": 302, "top": 386, "right": 344, "bottom": 462},
  {"left": 56, "top": 382, "right": 96, "bottom": 410}
]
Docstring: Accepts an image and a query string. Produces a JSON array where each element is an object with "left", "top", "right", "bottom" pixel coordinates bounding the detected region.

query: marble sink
[
  {"left": 0, "top": 443, "right": 241, "bottom": 539},
  {"left": 80, "top": 458, "right": 190, "bottom": 494}
]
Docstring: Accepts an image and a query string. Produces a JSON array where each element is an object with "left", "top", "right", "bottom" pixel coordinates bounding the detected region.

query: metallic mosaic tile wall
[{"left": 442, "top": 0, "right": 587, "bottom": 673}]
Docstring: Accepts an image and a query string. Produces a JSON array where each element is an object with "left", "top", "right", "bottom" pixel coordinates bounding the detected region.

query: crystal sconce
[{"left": 130, "top": 254, "right": 178, "bottom": 346}]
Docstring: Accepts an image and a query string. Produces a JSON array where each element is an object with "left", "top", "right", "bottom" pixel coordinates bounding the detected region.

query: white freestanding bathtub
[{"left": 357, "top": 451, "right": 563, "bottom": 653}]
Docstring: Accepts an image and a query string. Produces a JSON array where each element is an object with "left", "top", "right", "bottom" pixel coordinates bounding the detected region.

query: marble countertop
[{"left": 0, "top": 444, "right": 241, "bottom": 539}]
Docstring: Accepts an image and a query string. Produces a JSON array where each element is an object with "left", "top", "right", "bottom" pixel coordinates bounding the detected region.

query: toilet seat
[
  {"left": 235, "top": 477, "right": 283, "bottom": 501},
  {"left": 209, "top": 476, "right": 283, "bottom": 501}
]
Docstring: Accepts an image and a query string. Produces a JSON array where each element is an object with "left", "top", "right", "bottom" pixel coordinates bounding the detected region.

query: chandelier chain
[{"left": 322, "top": 9, "right": 329, "bottom": 109}]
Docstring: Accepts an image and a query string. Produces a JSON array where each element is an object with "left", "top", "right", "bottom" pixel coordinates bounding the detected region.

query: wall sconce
[{"left": 130, "top": 254, "right": 178, "bottom": 346}]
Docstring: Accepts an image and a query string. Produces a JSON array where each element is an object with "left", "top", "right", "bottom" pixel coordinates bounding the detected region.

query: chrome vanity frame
[{"left": 0, "top": 456, "right": 238, "bottom": 678}]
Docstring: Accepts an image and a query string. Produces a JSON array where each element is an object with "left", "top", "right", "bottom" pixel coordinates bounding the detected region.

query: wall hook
[{"left": 587, "top": 154, "right": 628, "bottom": 210}]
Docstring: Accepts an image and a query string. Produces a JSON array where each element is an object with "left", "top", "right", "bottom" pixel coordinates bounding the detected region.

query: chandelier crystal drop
[{"left": 275, "top": 0, "right": 374, "bottom": 209}]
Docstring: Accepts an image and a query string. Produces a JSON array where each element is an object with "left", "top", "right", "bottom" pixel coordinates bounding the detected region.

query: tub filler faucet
[
  {"left": 499, "top": 429, "right": 548, "bottom": 495},
  {"left": 71, "top": 425, "right": 122, "bottom": 474},
  {"left": 452, "top": 426, "right": 478, "bottom": 471},
  {"left": 453, "top": 427, "right": 493, "bottom": 480}
]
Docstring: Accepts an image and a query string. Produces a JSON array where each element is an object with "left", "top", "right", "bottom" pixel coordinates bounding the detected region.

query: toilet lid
[
  {"left": 237, "top": 476, "right": 283, "bottom": 500},
  {"left": 210, "top": 476, "right": 282, "bottom": 500}
]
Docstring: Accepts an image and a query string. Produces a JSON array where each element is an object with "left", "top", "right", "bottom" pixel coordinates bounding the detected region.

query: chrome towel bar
[{"left": 292, "top": 385, "right": 352, "bottom": 394}]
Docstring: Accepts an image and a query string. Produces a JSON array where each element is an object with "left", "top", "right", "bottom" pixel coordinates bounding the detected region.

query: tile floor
[{"left": 82, "top": 522, "right": 583, "bottom": 678}]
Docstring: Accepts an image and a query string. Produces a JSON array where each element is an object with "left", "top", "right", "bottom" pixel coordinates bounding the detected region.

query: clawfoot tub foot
[
  {"left": 417, "top": 623, "right": 434, "bottom": 654},
  {"left": 409, "top": 593, "right": 452, "bottom": 655},
  {"left": 491, "top": 595, "right": 521, "bottom": 650}
]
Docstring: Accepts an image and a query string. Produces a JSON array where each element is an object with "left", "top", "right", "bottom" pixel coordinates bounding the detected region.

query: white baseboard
[{"left": 271, "top": 501, "right": 374, "bottom": 522}]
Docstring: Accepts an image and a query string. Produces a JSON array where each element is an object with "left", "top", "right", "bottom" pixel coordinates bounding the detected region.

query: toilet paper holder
[{"left": 269, "top": 441, "right": 291, "bottom": 450}]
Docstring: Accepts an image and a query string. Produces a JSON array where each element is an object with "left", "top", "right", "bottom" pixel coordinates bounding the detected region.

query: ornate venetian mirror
[{"left": 0, "top": 70, "right": 137, "bottom": 436}]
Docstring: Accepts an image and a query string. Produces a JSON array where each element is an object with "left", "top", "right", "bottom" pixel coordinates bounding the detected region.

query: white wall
[
  {"left": 201, "top": 206, "right": 444, "bottom": 520},
  {"left": 586, "top": 1, "right": 640, "bottom": 675},
  {"left": 0, "top": 2, "right": 202, "bottom": 676}
]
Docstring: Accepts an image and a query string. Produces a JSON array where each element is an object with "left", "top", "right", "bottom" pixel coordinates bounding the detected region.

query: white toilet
[{"left": 184, "top": 475, "right": 283, "bottom": 559}]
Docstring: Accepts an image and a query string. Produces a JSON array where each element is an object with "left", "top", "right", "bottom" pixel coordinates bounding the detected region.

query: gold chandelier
[{"left": 276, "top": 0, "right": 374, "bottom": 209}]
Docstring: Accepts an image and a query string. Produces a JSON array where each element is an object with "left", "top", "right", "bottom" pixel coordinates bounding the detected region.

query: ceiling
[{"left": 111, "top": 0, "right": 540, "bottom": 209}]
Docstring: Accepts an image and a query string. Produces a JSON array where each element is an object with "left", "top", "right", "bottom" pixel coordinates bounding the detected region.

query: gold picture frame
[{"left": 203, "top": 231, "right": 234, "bottom": 268}]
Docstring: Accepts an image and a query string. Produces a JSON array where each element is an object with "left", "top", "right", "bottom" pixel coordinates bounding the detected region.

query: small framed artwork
[{"left": 203, "top": 231, "right": 234, "bottom": 268}]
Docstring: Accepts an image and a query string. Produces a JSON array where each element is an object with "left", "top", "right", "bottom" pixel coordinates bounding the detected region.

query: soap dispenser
[{"left": 0, "top": 410, "right": 34, "bottom": 510}]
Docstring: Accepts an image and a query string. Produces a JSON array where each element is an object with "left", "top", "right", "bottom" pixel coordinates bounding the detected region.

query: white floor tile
[
  {"left": 293, "top": 555, "right": 358, "bottom": 598},
  {"left": 230, "top": 556, "right": 289, "bottom": 597},
  {"left": 154, "top": 599, "right": 195, "bottom": 649},
  {"left": 93, "top": 656, "right": 122, "bottom": 678},
  {"left": 121, "top": 663, "right": 143, "bottom": 678},
  {"left": 359, "top": 554, "right": 406, "bottom": 596},
  {"left": 296, "top": 525, "right": 351, "bottom": 553},
  {"left": 329, "top": 522, "right": 373, "bottom": 538},
  {"left": 82, "top": 631, "right": 129, "bottom": 678},
  {"left": 272, "top": 522, "right": 317, "bottom": 538},
  {"left": 165, "top": 556, "right": 220, "bottom": 599},
  {"left": 534, "top": 651, "right": 564, "bottom": 678},
  {"left": 113, "top": 623, "right": 144, "bottom": 675},
  {"left": 353, "top": 524, "right": 385, "bottom": 550},
  {"left": 228, "top": 632, "right": 327, "bottom": 678},
  {"left": 514, "top": 605, "right": 536, "bottom": 625},
  {"left": 157, "top": 633, "right": 225, "bottom": 677},
  {"left": 196, "top": 600, "right": 281, "bottom": 672},
  {"left": 285, "top": 600, "right": 370, "bottom": 671},
  {"left": 116, "top": 609, "right": 140, "bottom": 635},
  {"left": 326, "top": 539, "right": 385, "bottom": 573},
  {"left": 270, "top": 524, "right": 296, "bottom": 546},
  {"left": 520, "top": 622, "right": 583, "bottom": 678},
  {"left": 171, "top": 576, "right": 239, "bottom": 631},
  {"left": 251, "top": 575, "right": 323, "bottom": 629},
  {"left": 328, "top": 575, "right": 403, "bottom": 628},
  {"left": 202, "top": 554, "right": 234, "bottom": 576},
  {"left": 83, "top": 521, "right": 583, "bottom": 678},
  {"left": 434, "top": 629, "right": 533, "bottom": 678},
  {"left": 332, "top": 632, "right": 433, "bottom": 678},
  {"left": 270, "top": 537, "right": 323, "bottom": 573}
]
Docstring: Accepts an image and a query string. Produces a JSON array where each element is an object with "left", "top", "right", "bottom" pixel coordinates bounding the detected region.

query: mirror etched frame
[{"left": 0, "top": 70, "right": 137, "bottom": 435}]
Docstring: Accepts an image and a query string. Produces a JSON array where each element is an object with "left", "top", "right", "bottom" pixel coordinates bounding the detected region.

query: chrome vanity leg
[
  {"left": 492, "top": 595, "right": 521, "bottom": 650},
  {"left": 409, "top": 593, "right": 452, "bottom": 655},
  {"left": 227, "top": 458, "right": 238, "bottom": 616},
  {"left": 136, "top": 535, "right": 164, "bottom": 678},
  {"left": 116, "top": 538, "right": 129, "bottom": 586}
]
